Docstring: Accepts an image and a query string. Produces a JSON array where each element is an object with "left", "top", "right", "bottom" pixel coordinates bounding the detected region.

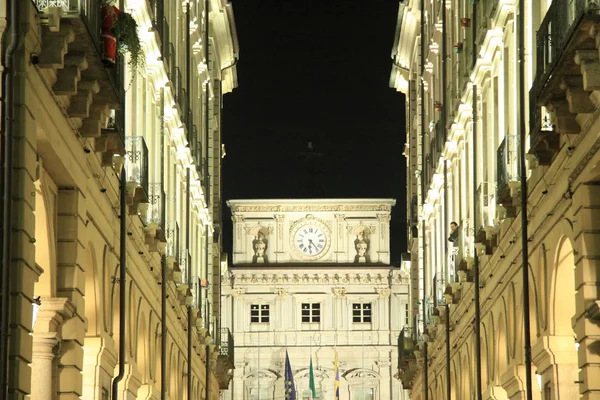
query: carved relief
[
  {"left": 335, "top": 214, "right": 346, "bottom": 240},
  {"left": 275, "top": 214, "right": 285, "bottom": 241},
  {"left": 232, "top": 288, "right": 247, "bottom": 297},
  {"left": 332, "top": 288, "right": 347, "bottom": 298},
  {"left": 348, "top": 225, "right": 373, "bottom": 263},
  {"left": 377, "top": 288, "right": 391, "bottom": 299},
  {"left": 232, "top": 272, "right": 396, "bottom": 286},
  {"left": 251, "top": 228, "right": 272, "bottom": 264}
]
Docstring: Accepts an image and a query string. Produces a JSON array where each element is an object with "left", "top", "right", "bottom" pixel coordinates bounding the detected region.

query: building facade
[
  {"left": 0, "top": 0, "right": 237, "bottom": 398},
  {"left": 390, "top": 0, "right": 600, "bottom": 399},
  {"left": 222, "top": 199, "right": 410, "bottom": 400}
]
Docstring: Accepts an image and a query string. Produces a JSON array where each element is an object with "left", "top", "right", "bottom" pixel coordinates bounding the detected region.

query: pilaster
[
  {"left": 55, "top": 189, "right": 87, "bottom": 400},
  {"left": 572, "top": 183, "right": 600, "bottom": 400},
  {"left": 7, "top": 4, "right": 42, "bottom": 397}
]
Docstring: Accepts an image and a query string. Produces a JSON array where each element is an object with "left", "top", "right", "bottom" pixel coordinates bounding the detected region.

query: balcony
[
  {"left": 496, "top": 135, "right": 520, "bottom": 214},
  {"left": 453, "top": 219, "right": 474, "bottom": 282},
  {"left": 125, "top": 136, "right": 149, "bottom": 211},
  {"left": 474, "top": 0, "right": 500, "bottom": 45},
  {"left": 475, "top": 182, "right": 497, "bottom": 252},
  {"left": 165, "top": 220, "right": 180, "bottom": 261},
  {"left": 215, "top": 328, "right": 235, "bottom": 390},
  {"left": 33, "top": 0, "right": 125, "bottom": 161},
  {"left": 191, "top": 125, "right": 203, "bottom": 175},
  {"left": 144, "top": 183, "right": 167, "bottom": 251},
  {"left": 396, "top": 327, "right": 417, "bottom": 389},
  {"left": 530, "top": 0, "right": 600, "bottom": 164}
]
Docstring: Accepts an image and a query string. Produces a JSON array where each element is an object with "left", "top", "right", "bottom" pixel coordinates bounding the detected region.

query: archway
[
  {"left": 496, "top": 312, "right": 508, "bottom": 381},
  {"left": 551, "top": 237, "right": 576, "bottom": 336}
]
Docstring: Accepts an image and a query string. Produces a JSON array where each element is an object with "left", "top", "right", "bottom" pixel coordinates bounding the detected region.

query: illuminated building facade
[
  {"left": 391, "top": 0, "right": 600, "bottom": 399},
  {"left": 222, "top": 199, "right": 410, "bottom": 400},
  {"left": 0, "top": 0, "right": 237, "bottom": 398}
]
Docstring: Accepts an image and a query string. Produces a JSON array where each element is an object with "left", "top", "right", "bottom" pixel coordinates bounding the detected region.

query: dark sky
[{"left": 221, "top": 0, "right": 407, "bottom": 262}]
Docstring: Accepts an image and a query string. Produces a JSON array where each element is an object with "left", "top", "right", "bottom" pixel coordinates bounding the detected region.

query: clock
[{"left": 290, "top": 218, "right": 331, "bottom": 260}]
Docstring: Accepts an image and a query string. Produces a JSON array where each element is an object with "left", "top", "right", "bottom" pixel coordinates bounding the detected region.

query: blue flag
[{"left": 285, "top": 351, "right": 296, "bottom": 400}]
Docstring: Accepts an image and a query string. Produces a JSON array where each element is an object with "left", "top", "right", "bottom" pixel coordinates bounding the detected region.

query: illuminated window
[
  {"left": 250, "top": 304, "right": 269, "bottom": 323},
  {"left": 352, "top": 303, "right": 372, "bottom": 323},
  {"left": 301, "top": 303, "right": 321, "bottom": 323}
]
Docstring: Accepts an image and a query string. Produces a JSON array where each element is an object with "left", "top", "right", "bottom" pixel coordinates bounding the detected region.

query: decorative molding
[
  {"left": 234, "top": 272, "right": 390, "bottom": 287},
  {"left": 343, "top": 368, "right": 381, "bottom": 382},
  {"left": 232, "top": 288, "right": 247, "bottom": 297},
  {"left": 244, "top": 224, "right": 274, "bottom": 236},
  {"left": 274, "top": 287, "right": 289, "bottom": 299},
  {"left": 230, "top": 204, "right": 393, "bottom": 213},
  {"left": 332, "top": 288, "right": 347, "bottom": 298},
  {"left": 346, "top": 224, "right": 377, "bottom": 235},
  {"left": 376, "top": 288, "right": 391, "bottom": 299}
]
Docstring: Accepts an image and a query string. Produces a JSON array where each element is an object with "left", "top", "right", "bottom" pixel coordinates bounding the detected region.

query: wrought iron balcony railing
[
  {"left": 398, "top": 327, "right": 415, "bottom": 361},
  {"left": 531, "top": 0, "right": 600, "bottom": 105},
  {"left": 476, "top": 181, "right": 495, "bottom": 231},
  {"left": 106, "top": 107, "right": 125, "bottom": 143},
  {"left": 496, "top": 134, "right": 519, "bottom": 205},
  {"left": 33, "top": 0, "right": 124, "bottom": 103},
  {"left": 220, "top": 328, "right": 234, "bottom": 358},
  {"left": 125, "top": 136, "right": 149, "bottom": 200},
  {"left": 148, "top": 0, "right": 164, "bottom": 40},
  {"left": 165, "top": 220, "right": 180, "bottom": 260}
]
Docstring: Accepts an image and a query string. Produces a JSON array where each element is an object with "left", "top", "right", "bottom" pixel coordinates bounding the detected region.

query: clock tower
[
  {"left": 227, "top": 199, "right": 395, "bottom": 265},
  {"left": 222, "top": 198, "right": 410, "bottom": 400}
]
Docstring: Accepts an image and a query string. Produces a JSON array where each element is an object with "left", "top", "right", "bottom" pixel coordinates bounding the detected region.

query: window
[
  {"left": 352, "top": 303, "right": 372, "bottom": 323},
  {"left": 250, "top": 304, "right": 269, "bottom": 323},
  {"left": 302, "top": 388, "right": 322, "bottom": 399},
  {"left": 405, "top": 304, "right": 409, "bottom": 325},
  {"left": 353, "top": 388, "right": 374, "bottom": 400},
  {"left": 301, "top": 303, "right": 321, "bottom": 323},
  {"left": 248, "top": 386, "right": 273, "bottom": 400}
]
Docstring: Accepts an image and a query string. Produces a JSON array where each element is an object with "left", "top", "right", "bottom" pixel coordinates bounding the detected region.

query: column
[
  {"left": 30, "top": 298, "right": 75, "bottom": 400},
  {"left": 532, "top": 335, "right": 578, "bottom": 400},
  {"left": 275, "top": 214, "right": 285, "bottom": 261},
  {"left": 232, "top": 215, "right": 244, "bottom": 263},
  {"left": 377, "top": 213, "right": 391, "bottom": 264},
  {"left": 572, "top": 183, "right": 600, "bottom": 400},
  {"left": 30, "top": 334, "right": 58, "bottom": 400},
  {"left": 334, "top": 214, "right": 346, "bottom": 262}
]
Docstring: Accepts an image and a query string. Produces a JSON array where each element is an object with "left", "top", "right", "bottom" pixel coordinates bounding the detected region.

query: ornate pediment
[{"left": 343, "top": 368, "right": 381, "bottom": 383}]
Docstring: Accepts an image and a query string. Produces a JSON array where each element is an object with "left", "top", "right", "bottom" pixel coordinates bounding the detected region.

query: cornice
[{"left": 228, "top": 203, "right": 394, "bottom": 214}]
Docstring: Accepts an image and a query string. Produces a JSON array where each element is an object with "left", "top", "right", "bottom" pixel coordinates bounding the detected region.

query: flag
[
  {"left": 334, "top": 349, "right": 340, "bottom": 400},
  {"left": 309, "top": 356, "right": 316, "bottom": 399},
  {"left": 285, "top": 351, "right": 296, "bottom": 400}
]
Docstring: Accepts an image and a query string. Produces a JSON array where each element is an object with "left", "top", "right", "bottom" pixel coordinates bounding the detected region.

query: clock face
[{"left": 293, "top": 225, "right": 328, "bottom": 258}]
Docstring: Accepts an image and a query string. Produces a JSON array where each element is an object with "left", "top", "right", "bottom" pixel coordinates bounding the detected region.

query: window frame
[
  {"left": 352, "top": 303, "right": 372, "bottom": 323},
  {"left": 250, "top": 303, "right": 270, "bottom": 324},
  {"left": 301, "top": 302, "right": 321, "bottom": 324}
]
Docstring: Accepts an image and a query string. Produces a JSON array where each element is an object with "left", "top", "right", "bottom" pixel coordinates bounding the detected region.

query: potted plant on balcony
[
  {"left": 453, "top": 42, "right": 463, "bottom": 54},
  {"left": 460, "top": 17, "right": 470, "bottom": 29},
  {"left": 434, "top": 101, "right": 443, "bottom": 111},
  {"left": 101, "top": 1, "right": 144, "bottom": 73}
]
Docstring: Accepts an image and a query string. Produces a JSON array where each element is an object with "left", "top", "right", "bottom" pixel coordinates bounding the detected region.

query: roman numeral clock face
[{"left": 292, "top": 223, "right": 330, "bottom": 260}]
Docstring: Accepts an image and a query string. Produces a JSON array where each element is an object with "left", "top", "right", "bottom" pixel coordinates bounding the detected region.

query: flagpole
[
  {"left": 257, "top": 329, "right": 261, "bottom": 400},
  {"left": 361, "top": 329, "right": 365, "bottom": 399}
]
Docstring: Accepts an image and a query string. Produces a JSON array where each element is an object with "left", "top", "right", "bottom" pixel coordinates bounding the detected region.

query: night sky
[{"left": 221, "top": 0, "right": 407, "bottom": 262}]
